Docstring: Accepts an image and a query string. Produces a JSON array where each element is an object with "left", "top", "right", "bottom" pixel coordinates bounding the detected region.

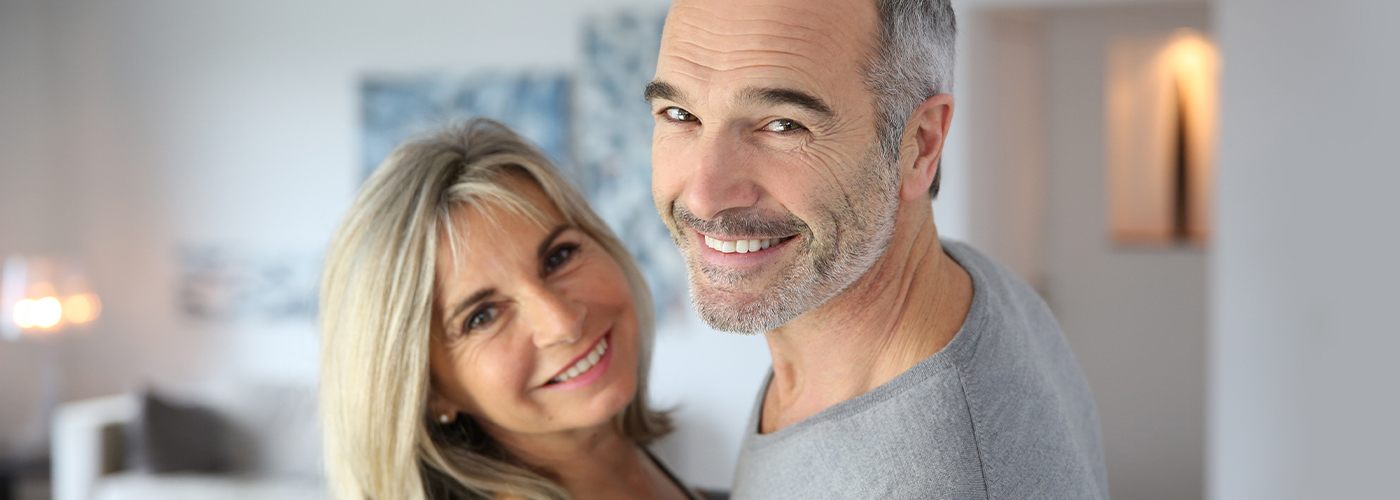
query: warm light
[
  {"left": 2, "top": 255, "right": 100, "bottom": 340},
  {"left": 1106, "top": 28, "right": 1219, "bottom": 246},
  {"left": 64, "top": 293, "right": 102, "bottom": 325},
  {"left": 13, "top": 296, "right": 63, "bottom": 330},
  {"left": 1165, "top": 31, "right": 1216, "bottom": 82}
]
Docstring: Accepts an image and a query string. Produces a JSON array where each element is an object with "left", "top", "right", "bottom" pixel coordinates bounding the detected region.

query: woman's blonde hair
[{"left": 319, "top": 119, "right": 671, "bottom": 499}]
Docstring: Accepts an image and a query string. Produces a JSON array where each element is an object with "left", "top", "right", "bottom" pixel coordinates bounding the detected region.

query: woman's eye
[
  {"left": 544, "top": 243, "right": 579, "bottom": 274},
  {"left": 662, "top": 107, "right": 697, "bottom": 123},
  {"left": 465, "top": 304, "right": 499, "bottom": 332},
  {"left": 762, "top": 118, "right": 805, "bottom": 133}
]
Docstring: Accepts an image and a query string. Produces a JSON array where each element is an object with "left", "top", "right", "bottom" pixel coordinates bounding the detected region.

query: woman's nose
[{"left": 528, "top": 285, "right": 586, "bottom": 349}]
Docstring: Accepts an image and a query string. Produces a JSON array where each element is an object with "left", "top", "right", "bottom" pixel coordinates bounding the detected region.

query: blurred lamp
[
  {"left": 0, "top": 255, "right": 101, "bottom": 340},
  {"left": 1107, "top": 29, "right": 1219, "bottom": 246}
]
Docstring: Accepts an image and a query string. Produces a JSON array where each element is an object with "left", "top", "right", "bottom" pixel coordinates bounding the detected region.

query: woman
[{"left": 319, "top": 119, "right": 695, "bottom": 499}]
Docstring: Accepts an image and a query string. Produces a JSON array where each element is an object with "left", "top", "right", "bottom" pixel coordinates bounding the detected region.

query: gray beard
[{"left": 685, "top": 148, "right": 900, "bottom": 334}]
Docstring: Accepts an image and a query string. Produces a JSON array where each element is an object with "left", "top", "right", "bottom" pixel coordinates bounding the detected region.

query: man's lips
[{"left": 696, "top": 231, "right": 798, "bottom": 255}]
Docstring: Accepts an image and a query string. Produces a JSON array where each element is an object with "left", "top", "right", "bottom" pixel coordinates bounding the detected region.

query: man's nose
[
  {"left": 526, "top": 284, "right": 586, "bottom": 349},
  {"left": 680, "top": 131, "right": 761, "bottom": 222}
]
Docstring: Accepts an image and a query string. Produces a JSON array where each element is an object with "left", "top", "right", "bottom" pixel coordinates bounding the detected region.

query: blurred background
[{"left": 1, "top": 0, "right": 1396, "bottom": 499}]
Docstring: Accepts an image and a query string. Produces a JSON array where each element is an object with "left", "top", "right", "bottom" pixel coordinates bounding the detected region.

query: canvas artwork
[
  {"left": 573, "top": 9, "right": 686, "bottom": 315},
  {"left": 361, "top": 72, "right": 574, "bottom": 179},
  {"left": 176, "top": 8, "right": 679, "bottom": 325},
  {"left": 358, "top": 8, "right": 686, "bottom": 318},
  {"left": 176, "top": 245, "right": 320, "bottom": 322}
]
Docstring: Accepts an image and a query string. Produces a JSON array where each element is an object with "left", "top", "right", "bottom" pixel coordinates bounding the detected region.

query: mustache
[{"left": 671, "top": 203, "right": 807, "bottom": 237}]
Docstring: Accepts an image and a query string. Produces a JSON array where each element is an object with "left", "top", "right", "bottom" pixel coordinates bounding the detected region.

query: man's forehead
[{"left": 657, "top": 0, "right": 877, "bottom": 93}]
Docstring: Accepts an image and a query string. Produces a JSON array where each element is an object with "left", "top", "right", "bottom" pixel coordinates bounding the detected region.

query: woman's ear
[
  {"left": 428, "top": 387, "right": 462, "bottom": 424},
  {"left": 898, "top": 94, "right": 955, "bottom": 200}
]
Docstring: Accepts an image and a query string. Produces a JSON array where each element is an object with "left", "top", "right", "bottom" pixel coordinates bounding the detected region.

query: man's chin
[
  {"left": 687, "top": 270, "right": 777, "bottom": 304},
  {"left": 688, "top": 286, "right": 789, "bottom": 334}
]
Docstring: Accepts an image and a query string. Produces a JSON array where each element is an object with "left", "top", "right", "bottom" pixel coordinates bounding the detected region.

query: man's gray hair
[{"left": 865, "top": 0, "right": 957, "bottom": 198}]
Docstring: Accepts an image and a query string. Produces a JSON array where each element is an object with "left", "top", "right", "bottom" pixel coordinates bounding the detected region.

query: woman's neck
[{"left": 488, "top": 424, "right": 686, "bottom": 499}]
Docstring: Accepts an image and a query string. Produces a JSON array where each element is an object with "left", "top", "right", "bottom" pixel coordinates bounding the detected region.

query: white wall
[
  {"left": 1210, "top": 0, "right": 1400, "bottom": 498},
  {"left": 0, "top": 0, "right": 64, "bottom": 460},
  {"left": 1041, "top": 7, "right": 1209, "bottom": 500},
  {"left": 961, "top": 9, "right": 1048, "bottom": 284},
  {"left": 960, "top": 4, "right": 1211, "bottom": 499},
  {"left": 0, "top": 0, "right": 777, "bottom": 489}
]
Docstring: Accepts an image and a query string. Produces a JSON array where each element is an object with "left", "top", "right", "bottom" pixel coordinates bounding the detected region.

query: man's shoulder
[
  {"left": 938, "top": 240, "right": 1110, "bottom": 499},
  {"left": 941, "top": 240, "right": 1052, "bottom": 326},
  {"left": 936, "top": 239, "right": 1066, "bottom": 362}
]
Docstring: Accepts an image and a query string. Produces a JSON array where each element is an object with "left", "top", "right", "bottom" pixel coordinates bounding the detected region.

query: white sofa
[{"left": 51, "top": 384, "right": 325, "bottom": 500}]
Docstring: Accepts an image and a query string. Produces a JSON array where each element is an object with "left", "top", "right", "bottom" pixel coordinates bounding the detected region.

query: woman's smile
[{"left": 542, "top": 330, "right": 613, "bottom": 389}]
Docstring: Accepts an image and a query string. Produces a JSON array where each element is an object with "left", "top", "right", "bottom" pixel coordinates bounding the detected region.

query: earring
[{"left": 439, "top": 413, "right": 453, "bottom": 424}]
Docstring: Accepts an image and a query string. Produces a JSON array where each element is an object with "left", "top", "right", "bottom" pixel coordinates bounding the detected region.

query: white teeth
[
  {"left": 551, "top": 338, "right": 610, "bottom": 384},
  {"left": 704, "top": 235, "right": 785, "bottom": 254}
]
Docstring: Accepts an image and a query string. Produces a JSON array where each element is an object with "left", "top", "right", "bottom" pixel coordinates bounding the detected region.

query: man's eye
[
  {"left": 663, "top": 107, "right": 697, "bottom": 122},
  {"left": 763, "top": 118, "right": 805, "bottom": 133},
  {"left": 465, "top": 304, "right": 499, "bottom": 332},
  {"left": 544, "top": 243, "right": 579, "bottom": 274}
]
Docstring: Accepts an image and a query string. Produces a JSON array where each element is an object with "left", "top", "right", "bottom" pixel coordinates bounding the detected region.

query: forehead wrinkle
[
  {"left": 662, "top": 4, "right": 868, "bottom": 67},
  {"left": 659, "top": 9, "right": 876, "bottom": 120},
  {"left": 664, "top": 36, "right": 835, "bottom": 82},
  {"left": 662, "top": 54, "right": 830, "bottom": 103},
  {"left": 667, "top": 2, "right": 862, "bottom": 49},
  {"left": 664, "top": 23, "right": 844, "bottom": 70},
  {"left": 667, "top": 60, "right": 827, "bottom": 93},
  {"left": 669, "top": 16, "right": 835, "bottom": 48}
]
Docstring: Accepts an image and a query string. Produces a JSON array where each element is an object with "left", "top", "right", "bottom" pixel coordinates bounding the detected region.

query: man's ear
[{"left": 898, "top": 94, "right": 955, "bottom": 200}]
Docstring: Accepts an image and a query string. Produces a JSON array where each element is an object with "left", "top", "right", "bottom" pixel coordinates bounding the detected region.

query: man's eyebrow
[
  {"left": 739, "top": 87, "right": 835, "bottom": 119},
  {"left": 644, "top": 79, "right": 684, "bottom": 104}
]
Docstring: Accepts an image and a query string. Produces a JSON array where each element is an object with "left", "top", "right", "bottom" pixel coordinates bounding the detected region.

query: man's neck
[{"left": 760, "top": 210, "right": 973, "bottom": 434}]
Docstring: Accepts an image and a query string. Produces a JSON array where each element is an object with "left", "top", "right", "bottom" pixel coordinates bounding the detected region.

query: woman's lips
[{"left": 542, "top": 331, "right": 611, "bottom": 388}]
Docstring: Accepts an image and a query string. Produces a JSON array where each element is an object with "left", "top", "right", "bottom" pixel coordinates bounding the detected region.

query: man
[{"left": 645, "top": 0, "right": 1107, "bottom": 498}]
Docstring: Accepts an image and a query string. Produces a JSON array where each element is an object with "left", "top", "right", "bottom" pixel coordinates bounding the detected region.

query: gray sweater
[{"left": 732, "top": 241, "right": 1108, "bottom": 499}]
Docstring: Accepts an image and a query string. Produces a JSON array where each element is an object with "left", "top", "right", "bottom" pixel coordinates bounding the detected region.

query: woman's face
[{"left": 428, "top": 176, "right": 640, "bottom": 440}]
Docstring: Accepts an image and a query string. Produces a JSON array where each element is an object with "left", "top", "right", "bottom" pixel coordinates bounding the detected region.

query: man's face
[{"left": 648, "top": 0, "right": 901, "bottom": 333}]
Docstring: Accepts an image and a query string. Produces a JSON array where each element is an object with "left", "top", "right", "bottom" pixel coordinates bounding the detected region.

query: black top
[{"left": 643, "top": 447, "right": 715, "bottom": 500}]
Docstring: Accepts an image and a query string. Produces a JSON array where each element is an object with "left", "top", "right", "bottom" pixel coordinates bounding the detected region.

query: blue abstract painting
[
  {"left": 361, "top": 72, "right": 574, "bottom": 179},
  {"left": 178, "top": 9, "right": 679, "bottom": 326},
  {"left": 176, "top": 245, "right": 320, "bottom": 323},
  {"left": 574, "top": 8, "right": 686, "bottom": 318},
  {"left": 358, "top": 8, "right": 684, "bottom": 321}
]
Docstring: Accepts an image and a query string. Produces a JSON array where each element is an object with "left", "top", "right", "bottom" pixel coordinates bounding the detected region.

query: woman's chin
[{"left": 570, "top": 375, "right": 637, "bottom": 430}]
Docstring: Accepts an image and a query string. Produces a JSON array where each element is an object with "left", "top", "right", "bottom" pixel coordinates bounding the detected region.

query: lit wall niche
[{"left": 1107, "top": 29, "right": 1219, "bottom": 246}]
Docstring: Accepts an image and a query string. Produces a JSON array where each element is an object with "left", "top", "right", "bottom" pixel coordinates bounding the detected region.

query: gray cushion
[{"left": 127, "top": 390, "right": 231, "bottom": 473}]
